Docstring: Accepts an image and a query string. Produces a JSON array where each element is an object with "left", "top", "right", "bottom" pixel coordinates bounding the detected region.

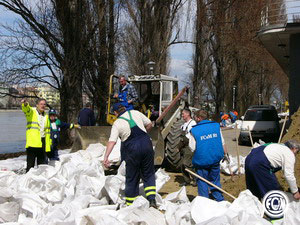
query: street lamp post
[
  {"left": 147, "top": 61, "right": 156, "bottom": 75},
  {"left": 232, "top": 85, "right": 236, "bottom": 110},
  {"left": 206, "top": 93, "right": 209, "bottom": 112},
  {"left": 258, "top": 93, "right": 262, "bottom": 105}
]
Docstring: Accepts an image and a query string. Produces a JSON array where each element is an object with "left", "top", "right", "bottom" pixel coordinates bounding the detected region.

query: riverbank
[
  {"left": 0, "top": 109, "right": 22, "bottom": 112},
  {"left": 0, "top": 151, "right": 26, "bottom": 160}
]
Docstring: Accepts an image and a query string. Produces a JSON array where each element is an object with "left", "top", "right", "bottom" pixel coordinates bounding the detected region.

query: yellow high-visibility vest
[{"left": 22, "top": 104, "right": 51, "bottom": 152}]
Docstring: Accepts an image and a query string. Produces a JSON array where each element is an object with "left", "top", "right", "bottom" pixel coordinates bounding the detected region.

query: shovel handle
[
  {"left": 185, "top": 168, "right": 236, "bottom": 200},
  {"left": 278, "top": 114, "right": 288, "bottom": 143}
]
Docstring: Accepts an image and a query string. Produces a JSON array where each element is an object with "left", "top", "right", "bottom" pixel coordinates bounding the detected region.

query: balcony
[{"left": 258, "top": 0, "right": 300, "bottom": 74}]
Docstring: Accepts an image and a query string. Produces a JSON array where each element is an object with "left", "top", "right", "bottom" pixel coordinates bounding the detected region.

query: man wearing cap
[
  {"left": 103, "top": 102, "right": 157, "bottom": 208},
  {"left": 21, "top": 98, "right": 51, "bottom": 172}
]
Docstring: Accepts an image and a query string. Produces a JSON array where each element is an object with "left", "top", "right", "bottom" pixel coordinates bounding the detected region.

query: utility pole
[{"left": 258, "top": 93, "right": 262, "bottom": 105}]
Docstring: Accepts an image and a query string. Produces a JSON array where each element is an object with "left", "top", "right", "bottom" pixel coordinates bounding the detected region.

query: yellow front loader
[{"left": 72, "top": 74, "right": 192, "bottom": 168}]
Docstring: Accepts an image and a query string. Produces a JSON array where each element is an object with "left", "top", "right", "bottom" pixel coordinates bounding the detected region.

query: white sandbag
[
  {"left": 98, "top": 139, "right": 121, "bottom": 163},
  {"left": 85, "top": 143, "right": 105, "bottom": 158},
  {"left": 220, "top": 155, "right": 246, "bottom": 175},
  {"left": 0, "top": 202, "right": 20, "bottom": 223},
  {"left": 104, "top": 175, "right": 124, "bottom": 204},
  {"left": 230, "top": 210, "right": 272, "bottom": 225},
  {"left": 44, "top": 177, "right": 65, "bottom": 202},
  {"left": 13, "top": 192, "right": 48, "bottom": 221},
  {"left": 197, "top": 210, "right": 271, "bottom": 225},
  {"left": 117, "top": 196, "right": 166, "bottom": 225},
  {"left": 17, "top": 213, "right": 39, "bottom": 225},
  {"left": 75, "top": 205, "right": 119, "bottom": 225},
  {"left": 163, "top": 186, "right": 189, "bottom": 204},
  {"left": 164, "top": 201, "right": 192, "bottom": 225},
  {"left": 0, "top": 171, "right": 18, "bottom": 187},
  {"left": 194, "top": 191, "right": 270, "bottom": 225},
  {"left": 39, "top": 195, "right": 96, "bottom": 225},
  {"left": 155, "top": 168, "right": 170, "bottom": 192},
  {"left": 229, "top": 190, "right": 264, "bottom": 218},
  {"left": 191, "top": 196, "right": 231, "bottom": 224},
  {"left": 117, "top": 161, "right": 126, "bottom": 177},
  {"left": 0, "top": 187, "right": 15, "bottom": 204},
  {"left": 282, "top": 201, "right": 300, "bottom": 225},
  {"left": 75, "top": 175, "right": 106, "bottom": 199},
  {"left": 27, "top": 164, "right": 59, "bottom": 179}
]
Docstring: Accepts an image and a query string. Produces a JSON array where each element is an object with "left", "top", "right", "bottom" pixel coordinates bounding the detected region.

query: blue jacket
[
  {"left": 229, "top": 111, "right": 237, "bottom": 122},
  {"left": 50, "top": 119, "right": 73, "bottom": 148},
  {"left": 191, "top": 120, "right": 224, "bottom": 168},
  {"left": 78, "top": 108, "right": 96, "bottom": 126}
]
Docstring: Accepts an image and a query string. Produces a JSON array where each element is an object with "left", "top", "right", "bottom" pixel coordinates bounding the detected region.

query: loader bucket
[
  {"left": 71, "top": 126, "right": 112, "bottom": 152},
  {"left": 71, "top": 125, "right": 165, "bottom": 166},
  {"left": 148, "top": 126, "right": 165, "bottom": 166}
]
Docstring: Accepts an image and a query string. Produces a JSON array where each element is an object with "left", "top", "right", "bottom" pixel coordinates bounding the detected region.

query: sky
[{"left": 0, "top": 3, "right": 194, "bottom": 89}]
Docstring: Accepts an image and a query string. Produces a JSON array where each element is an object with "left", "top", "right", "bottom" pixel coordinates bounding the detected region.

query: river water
[{"left": 0, "top": 110, "right": 26, "bottom": 154}]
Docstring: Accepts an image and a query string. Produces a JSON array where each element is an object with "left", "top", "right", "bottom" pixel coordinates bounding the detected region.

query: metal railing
[{"left": 261, "top": 0, "right": 300, "bottom": 28}]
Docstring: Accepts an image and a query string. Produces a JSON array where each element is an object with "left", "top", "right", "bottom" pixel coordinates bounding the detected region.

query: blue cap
[
  {"left": 49, "top": 109, "right": 57, "bottom": 115},
  {"left": 113, "top": 102, "right": 125, "bottom": 112}
]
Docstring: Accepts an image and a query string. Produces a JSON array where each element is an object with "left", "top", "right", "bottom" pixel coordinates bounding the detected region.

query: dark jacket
[{"left": 78, "top": 108, "right": 96, "bottom": 126}]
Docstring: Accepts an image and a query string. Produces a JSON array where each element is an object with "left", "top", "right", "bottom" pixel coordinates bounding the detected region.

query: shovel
[{"left": 185, "top": 168, "right": 237, "bottom": 200}]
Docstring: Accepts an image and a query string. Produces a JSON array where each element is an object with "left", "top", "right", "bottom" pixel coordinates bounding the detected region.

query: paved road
[{"left": 222, "top": 128, "right": 252, "bottom": 157}]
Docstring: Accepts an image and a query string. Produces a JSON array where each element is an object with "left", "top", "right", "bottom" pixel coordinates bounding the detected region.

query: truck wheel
[
  {"left": 165, "top": 120, "right": 184, "bottom": 169},
  {"left": 238, "top": 134, "right": 245, "bottom": 146}
]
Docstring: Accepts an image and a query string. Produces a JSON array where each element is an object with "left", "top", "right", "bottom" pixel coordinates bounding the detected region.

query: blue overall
[
  {"left": 119, "top": 89, "right": 134, "bottom": 110},
  {"left": 245, "top": 145, "right": 281, "bottom": 199},
  {"left": 49, "top": 119, "right": 72, "bottom": 161},
  {"left": 119, "top": 111, "right": 156, "bottom": 205},
  {"left": 191, "top": 120, "right": 225, "bottom": 201}
]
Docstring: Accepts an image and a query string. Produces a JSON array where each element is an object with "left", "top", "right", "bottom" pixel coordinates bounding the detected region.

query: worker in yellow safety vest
[{"left": 21, "top": 98, "right": 51, "bottom": 172}]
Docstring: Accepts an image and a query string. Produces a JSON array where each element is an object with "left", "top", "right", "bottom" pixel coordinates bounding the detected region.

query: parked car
[{"left": 238, "top": 105, "right": 280, "bottom": 145}]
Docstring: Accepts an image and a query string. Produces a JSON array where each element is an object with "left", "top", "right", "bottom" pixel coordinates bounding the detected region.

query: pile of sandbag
[
  {"left": 220, "top": 155, "right": 246, "bottom": 175},
  {"left": 0, "top": 143, "right": 298, "bottom": 225}
]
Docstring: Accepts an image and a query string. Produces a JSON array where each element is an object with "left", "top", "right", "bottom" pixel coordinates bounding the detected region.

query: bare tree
[
  {"left": 192, "top": 0, "right": 288, "bottom": 116},
  {"left": 121, "top": 0, "right": 184, "bottom": 75},
  {"left": 0, "top": 0, "right": 117, "bottom": 144}
]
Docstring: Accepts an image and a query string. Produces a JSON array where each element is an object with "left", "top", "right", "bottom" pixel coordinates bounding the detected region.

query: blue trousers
[
  {"left": 122, "top": 125, "right": 156, "bottom": 205},
  {"left": 245, "top": 145, "right": 280, "bottom": 199},
  {"left": 196, "top": 163, "right": 224, "bottom": 201}
]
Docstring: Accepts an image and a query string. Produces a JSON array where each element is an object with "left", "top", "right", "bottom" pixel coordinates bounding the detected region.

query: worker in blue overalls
[
  {"left": 189, "top": 110, "right": 229, "bottom": 201},
  {"left": 103, "top": 102, "right": 157, "bottom": 208},
  {"left": 114, "top": 75, "right": 139, "bottom": 110},
  {"left": 245, "top": 141, "right": 300, "bottom": 200}
]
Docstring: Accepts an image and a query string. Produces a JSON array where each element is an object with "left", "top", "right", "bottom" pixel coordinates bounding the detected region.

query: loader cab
[{"left": 106, "top": 74, "right": 179, "bottom": 125}]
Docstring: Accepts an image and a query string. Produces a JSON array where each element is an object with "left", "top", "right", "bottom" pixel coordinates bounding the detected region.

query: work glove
[
  {"left": 222, "top": 153, "right": 230, "bottom": 163},
  {"left": 74, "top": 124, "right": 81, "bottom": 129}
]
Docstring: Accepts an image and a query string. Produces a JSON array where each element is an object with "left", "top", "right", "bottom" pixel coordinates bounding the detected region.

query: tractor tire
[
  {"left": 238, "top": 134, "right": 245, "bottom": 146},
  {"left": 165, "top": 120, "right": 184, "bottom": 170}
]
